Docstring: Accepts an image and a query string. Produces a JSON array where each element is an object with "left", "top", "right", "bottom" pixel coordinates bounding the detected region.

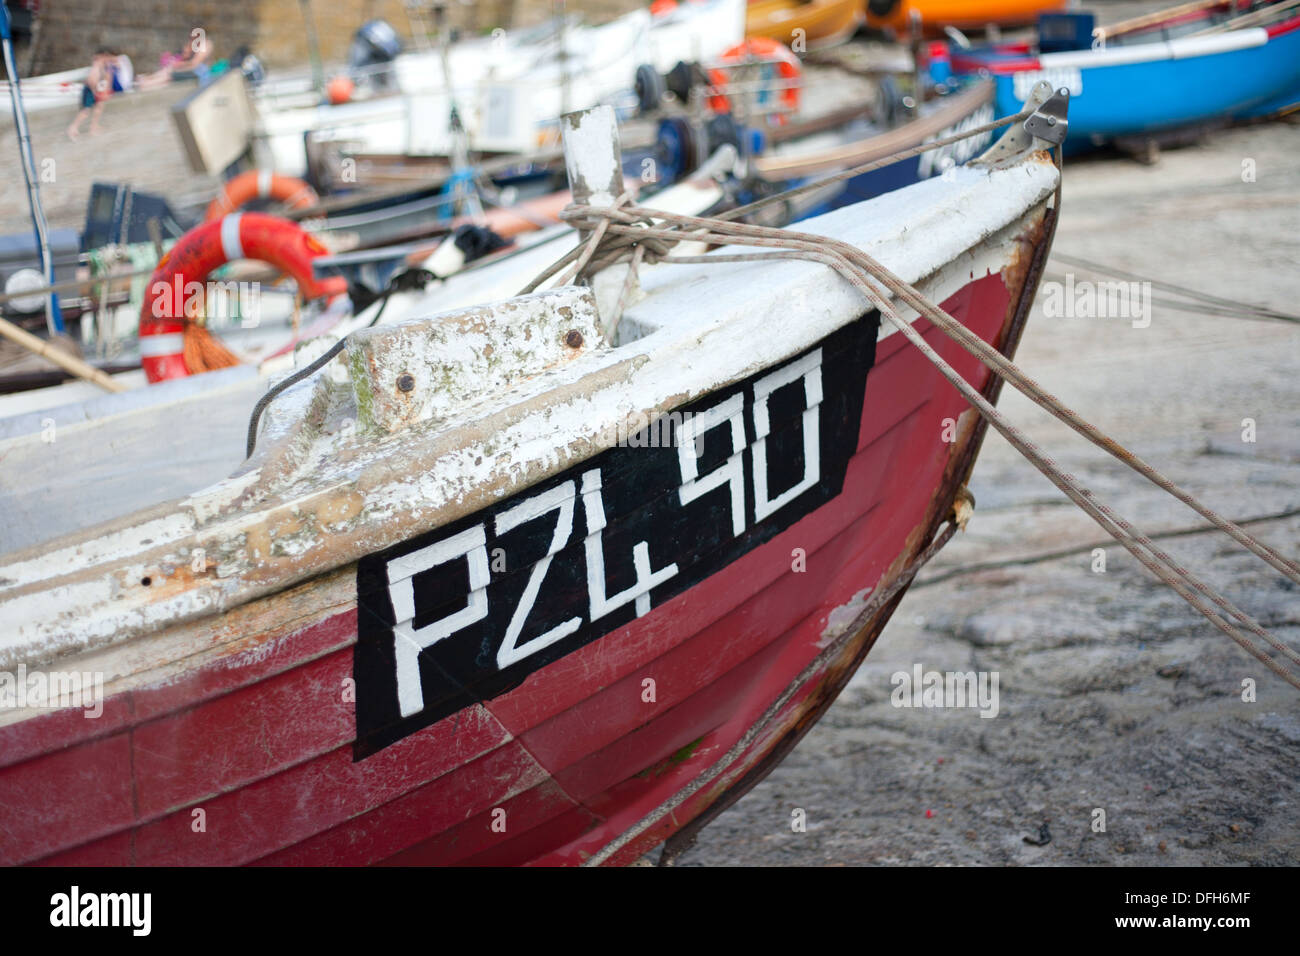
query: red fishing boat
[{"left": 0, "top": 96, "right": 1063, "bottom": 866}]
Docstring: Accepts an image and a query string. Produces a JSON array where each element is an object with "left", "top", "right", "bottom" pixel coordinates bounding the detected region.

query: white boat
[
  {"left": 0, "top": 66, "right": 89, "bottom": 115},
  {"left": 252, "top": 0, "right": 747, "bottom": 176}
]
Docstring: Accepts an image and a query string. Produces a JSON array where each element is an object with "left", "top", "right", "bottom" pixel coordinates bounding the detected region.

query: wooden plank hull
[{"left": 0, "top": 209, "right": 1050, "bottom": 864}]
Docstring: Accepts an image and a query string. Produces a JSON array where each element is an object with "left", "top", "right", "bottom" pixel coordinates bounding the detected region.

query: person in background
[
  {"left": 66, "top": 47, "right": 185, "bottom": 140},
  {"left": 66, "top": 48, "right": 114, "bottom": 140},
  {"left": 130, "top": 52, "right": 175, "bottom": 92},
  {"left": 167, "top": 27, "right": 213, "bottom": 87}
]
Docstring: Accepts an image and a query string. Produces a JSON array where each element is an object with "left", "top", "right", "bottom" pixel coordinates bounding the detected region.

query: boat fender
[{"left": 139, "top": 212, "right": 346, "bottom": 383}]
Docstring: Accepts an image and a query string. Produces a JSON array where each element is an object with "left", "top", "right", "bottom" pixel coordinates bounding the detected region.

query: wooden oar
[
  {"left": 1095, "top": 0, "right": 1230, "bottom": 41},
  {"left": 0, "top": 314, "right": 127, "bottom": 392}
]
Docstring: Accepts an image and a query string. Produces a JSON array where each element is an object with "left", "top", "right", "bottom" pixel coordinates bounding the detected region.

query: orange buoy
[
  {"left": 707, "top": 38, "right": 802, "bottom": 125},
  {"left": 326, "top": 74, "right": 355, "bottom": 105},
  {"left": 140, "top": 212, "right": 347, "bottom": 383},
  {"left": 205, "top": 171, "right": 319, "bottom": 222}
]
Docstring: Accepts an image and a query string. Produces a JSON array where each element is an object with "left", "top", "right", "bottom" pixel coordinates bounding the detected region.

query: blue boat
[{"left": 950, "top": 0, "right": 1300, "bottom": 150}]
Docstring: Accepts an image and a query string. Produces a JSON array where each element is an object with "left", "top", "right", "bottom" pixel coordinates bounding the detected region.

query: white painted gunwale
[{"left": 1041, "top": 26, "right": 1268, "bottom": 70}]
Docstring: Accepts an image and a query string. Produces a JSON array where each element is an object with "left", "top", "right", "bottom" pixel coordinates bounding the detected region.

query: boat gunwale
[{"left": 952, "top": 9, "right": 1300, "bottom": 76}]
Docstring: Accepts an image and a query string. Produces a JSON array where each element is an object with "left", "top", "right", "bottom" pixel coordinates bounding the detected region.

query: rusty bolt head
[
  {"left": 565, "top": 329, "right": 584, "bottom": 349},
  {"left": 396, "top": 372, "right": 416, "bottom": 393}
]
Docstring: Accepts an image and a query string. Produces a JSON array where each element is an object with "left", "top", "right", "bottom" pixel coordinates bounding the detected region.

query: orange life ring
[
  {"left": 205, "top": 171, "right": 319, "bottom": 221},
  {"left": 140, "top": 212, "right": 347, "bottom": 383},
  {"left": 707, "top": 38, "right": 802, "bottom": 124}
]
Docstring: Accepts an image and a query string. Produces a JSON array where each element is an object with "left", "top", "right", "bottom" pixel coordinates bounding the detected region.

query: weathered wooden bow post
[{"left": 560, "top": 105, "right": 641, "bottom": 340}]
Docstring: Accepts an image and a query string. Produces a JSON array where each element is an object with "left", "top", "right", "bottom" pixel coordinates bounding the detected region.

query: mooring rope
[
  {"left": 519, "top": 105, "right": 1035, "bottom": 298},
  {"left": 534, "top": 145, "right": 1300, "bottom": 692},
  {"left": 1047, "top": 251, "right": 1300, "bottom": 324},
  {"left": 915, "top": 506, "right": 1300, "bottom": 591}
]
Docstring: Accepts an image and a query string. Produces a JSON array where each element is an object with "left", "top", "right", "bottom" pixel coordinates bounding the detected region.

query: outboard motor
[{"left": 348, "top": 19, "right": 402, "bottom": 90}]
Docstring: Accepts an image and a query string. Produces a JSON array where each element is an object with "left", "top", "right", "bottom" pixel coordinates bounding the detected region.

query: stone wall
[{"left": 17, "top": 0, "right": 644, "bottom": 77}]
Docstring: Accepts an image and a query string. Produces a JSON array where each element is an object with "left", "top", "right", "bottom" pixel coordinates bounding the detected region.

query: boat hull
[
  {"left": 952, "top": 16, "right": 1300, "bottom": 147},
  {"left": 814, "top": 98, "right": 996, "bottom": 216},
  {"left": 865, "top": 0, "right": 1067, "bottom": 35},
  {"left": 0, "top": 195, "right": 1052, "bottom": 865},
  {"left": 746, "top": 0, "right": 865, "bottom": 49}
]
